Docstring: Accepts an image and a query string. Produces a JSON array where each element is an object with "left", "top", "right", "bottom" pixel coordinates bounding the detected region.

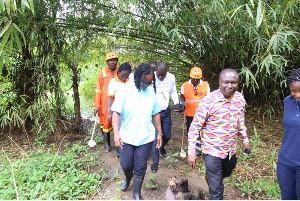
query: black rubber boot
[
  {"left": 133, "top": 175, "right": 144, "bottom": 200},
  {"left": 103, "top": 132, "right": 111, "bottom": 152},
  {"left": 121, "top": 171, "right": 133, "bottom": 191}
]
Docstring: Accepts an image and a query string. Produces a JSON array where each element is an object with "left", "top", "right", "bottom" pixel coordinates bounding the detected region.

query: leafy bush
[
  {"left": 0, "top": 77, "right": 17, "bottom": 112},
  {"left": 0, "top": 144, "right": 103, "bottom": 200}
]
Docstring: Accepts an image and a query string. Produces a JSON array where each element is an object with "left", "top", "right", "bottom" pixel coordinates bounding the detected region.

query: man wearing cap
[
  {"left": 94, "top": 52, "right": 119, "bottom": 152},
  {"left": 180, "top": 67, "right": 210, "bottom": 133}
]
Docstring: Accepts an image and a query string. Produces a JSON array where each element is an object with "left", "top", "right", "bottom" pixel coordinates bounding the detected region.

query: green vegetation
[
  {"left": 220, "top": 116, "right": 281, "bottom": 199},
  {"left": 145, "top": 174, "right": 158, "bottom": 190},
  {"left": 166, "top": 151, "right": 180, "bottom": 168},
  {"left": 0, "top": 0, "right": 298, "bottom": 199},
  {"left": 0, "top": 143, "right": 104, "bottom": 200}
]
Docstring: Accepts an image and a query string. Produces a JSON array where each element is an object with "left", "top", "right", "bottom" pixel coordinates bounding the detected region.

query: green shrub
[{"left": 0, "top": 143, "right": 103, "bottom": 200}]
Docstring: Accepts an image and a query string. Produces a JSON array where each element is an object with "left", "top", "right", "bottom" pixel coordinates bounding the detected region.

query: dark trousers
[
  {"left": 203, "top": 154, "right": 237, "bottom": 200},
  {"left": 277, "top": 160, "right": 300, "bottom": 199},
  {"left": 152, "top": 107, "right": 172, "bottom": 164},
  {"left": 119, "top": 141, "right": 153, "bottom": 176},
  {"left": 186, "top": 116, "right": 193, "bottom": 133}
]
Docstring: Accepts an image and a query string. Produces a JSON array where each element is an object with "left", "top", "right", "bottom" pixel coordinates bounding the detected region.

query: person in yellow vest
[
  {"left": 180, "top": 67, "right": 210, "bottom": 133},
  {"left": 94, "top": 52, "right": 119, "bottom": 152}
]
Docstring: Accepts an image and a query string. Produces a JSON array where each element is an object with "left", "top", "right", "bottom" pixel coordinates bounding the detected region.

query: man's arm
[
  {"left": 237, "top": 105, "right": 251, "bottom": 153},
  {"left": 94, "top": 72, "right": 103, "bottom": 116},
  {"left": 170, "top": 74, "right": 179, "bottom": 111},
  {"left": 180, "top": 85, "right": 187, "bottom": 109}
]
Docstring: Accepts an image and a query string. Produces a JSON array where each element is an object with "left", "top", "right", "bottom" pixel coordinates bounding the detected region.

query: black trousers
[
  {"left": 152, "top": 107, "right": 172, "bottom": 164},
  {"left": 203, "top": 154, "right": 237, "bottom": 200},
  {"left": 186, "top": 116, "right": 193, "bottom": 133},
  {"left": 119, "top": 141, "right": 153, "bottom": 176}
]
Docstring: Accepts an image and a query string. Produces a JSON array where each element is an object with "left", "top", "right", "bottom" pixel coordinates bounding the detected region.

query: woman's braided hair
[
  {"left": 287, "top": 68, "right": 300, "bottom": 86},
  {"left": 134, "top": 63, "right": 156, "bottom": 93}
]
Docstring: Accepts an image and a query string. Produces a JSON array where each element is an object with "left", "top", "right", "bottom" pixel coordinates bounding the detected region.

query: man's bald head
[
  {"left": 156, "top": 62, "right": 168, "bottom": 81},
  {"left": 219, "top": 68, "right": 239, "bottom": 81},
  {"left": 156, "top": 62, "right": 168, "bottom": 71},
  {"left": 218, "top": 68, "right": 240, "bottom": 100}
]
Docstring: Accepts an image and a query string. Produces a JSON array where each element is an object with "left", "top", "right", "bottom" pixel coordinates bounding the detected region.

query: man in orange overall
[
  {"left": 181, "top": 67, "right": 210, "bottom": 132},
  {"left": 180, "top": 67, "right": 210, "bottom": 155},
  {"left": 94, "top": 52, "right": 119, "bottom": 152}
]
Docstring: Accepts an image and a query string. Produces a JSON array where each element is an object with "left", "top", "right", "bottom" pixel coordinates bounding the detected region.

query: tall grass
[{"left": 225, "top": 113, "right": 282, "bottom": 199}]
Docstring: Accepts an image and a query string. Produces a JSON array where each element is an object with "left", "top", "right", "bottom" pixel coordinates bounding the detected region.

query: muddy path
[{"left": 90, "top": 112, "right": 241, "bottom": 200}]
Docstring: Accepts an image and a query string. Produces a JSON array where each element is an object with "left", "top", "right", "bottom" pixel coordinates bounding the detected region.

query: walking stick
[
  {"left": 180, "top": 113, "right": 187, "bottom": 158},
  {"left": 88, "top": 115, "right": 98, "bottom": 147}
]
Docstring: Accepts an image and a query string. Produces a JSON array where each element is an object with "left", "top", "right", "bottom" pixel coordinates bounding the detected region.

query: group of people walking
[{"left": 94, "top": 51, "right": 300, "bottom": 200}]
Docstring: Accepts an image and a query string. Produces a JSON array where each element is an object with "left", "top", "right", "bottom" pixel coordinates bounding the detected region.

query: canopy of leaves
[{"left": 0, "top": 0, "right": 299, "bottom": 129}]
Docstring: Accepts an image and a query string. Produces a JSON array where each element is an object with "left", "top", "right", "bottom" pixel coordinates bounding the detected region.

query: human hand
[
  {"left": 94, "top": 107, "right": 100, "bottom": 116},
  {"left": 114, "top": 132, "right": 123, "bottom": 149},
  {"left": 188, "top": 155, "right": 197, "bottom": 169},
  {"left": 156, "top": 135, "right": 162, "bottom": 149},
  {"left": 243, "top": 142, "right": 251, "bottom": 155},
  {"left": 125, "top": 61, "right": 137, "bottom": 70},
  {"left": 174, "top": 104, "right": 179, "bottom": 112},
  {"left": 178, "top": 104, "right": 185, "bottom": 114}
]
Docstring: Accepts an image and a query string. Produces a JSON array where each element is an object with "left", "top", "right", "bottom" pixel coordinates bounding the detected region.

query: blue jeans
[
  {"left": 152, "top": 107, "right": 172, "bottom": 164},
  {"left": 204, "top": 154, "right": 237, "bottom": 200},
  {"left": 277, "top": 160, "right": 300, "bottom": 200},
  {"left": 119, "top": 141, "right": 153, "bottom": 176}
]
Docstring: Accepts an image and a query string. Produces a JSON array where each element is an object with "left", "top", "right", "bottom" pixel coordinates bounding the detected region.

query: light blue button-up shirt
[{"left": 111, "top": 83, "right": 160, "bottom": 146}]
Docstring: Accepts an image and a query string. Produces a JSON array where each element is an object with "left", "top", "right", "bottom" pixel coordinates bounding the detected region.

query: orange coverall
[{"left": 94, "top": 66, "right": 118, "bottom": 133}]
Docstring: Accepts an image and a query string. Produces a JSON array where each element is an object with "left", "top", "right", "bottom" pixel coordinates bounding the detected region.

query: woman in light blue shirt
[{"left": 111, "top": 63, "right": 162, "bottom": 200}]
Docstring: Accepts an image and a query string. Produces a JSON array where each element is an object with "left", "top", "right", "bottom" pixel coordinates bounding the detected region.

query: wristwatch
[{"left": 157, "top": 133, "right": 163, "bottom": 136}]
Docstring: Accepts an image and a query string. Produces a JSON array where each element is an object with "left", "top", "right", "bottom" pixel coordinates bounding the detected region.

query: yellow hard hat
[
  {"left": 105, "top": 52, "right": 119, "bottom": 61},
  {"left": 190, "top": 67, "right": 202, "bottom": 79}
]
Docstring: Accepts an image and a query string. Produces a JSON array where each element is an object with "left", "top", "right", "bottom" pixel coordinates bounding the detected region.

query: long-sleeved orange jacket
[{"left": 94, "top": 66, "right": 118, "bottom": 133}]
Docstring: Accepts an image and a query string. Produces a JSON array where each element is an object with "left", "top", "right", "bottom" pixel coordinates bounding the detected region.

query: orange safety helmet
[
  {"left": 190, "top": 67, "right": 203, "bottom": 79},
  {"left": 105, "top": 52, "right": 119, "bottom": 61}
]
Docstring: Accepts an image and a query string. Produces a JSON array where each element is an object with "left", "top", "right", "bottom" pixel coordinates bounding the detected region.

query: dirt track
[{"left": 91, "top": 112, "right": 208, "bottom": 200}]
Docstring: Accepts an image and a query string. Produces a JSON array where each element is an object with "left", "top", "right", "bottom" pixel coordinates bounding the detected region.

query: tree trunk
[{"left": 70, "top": 62, "right": 81, "bottom": 131}]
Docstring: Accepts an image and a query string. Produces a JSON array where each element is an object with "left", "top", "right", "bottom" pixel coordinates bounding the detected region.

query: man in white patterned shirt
[{"left": 151, "top": 62, "right": 179, "bottom": 173}]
